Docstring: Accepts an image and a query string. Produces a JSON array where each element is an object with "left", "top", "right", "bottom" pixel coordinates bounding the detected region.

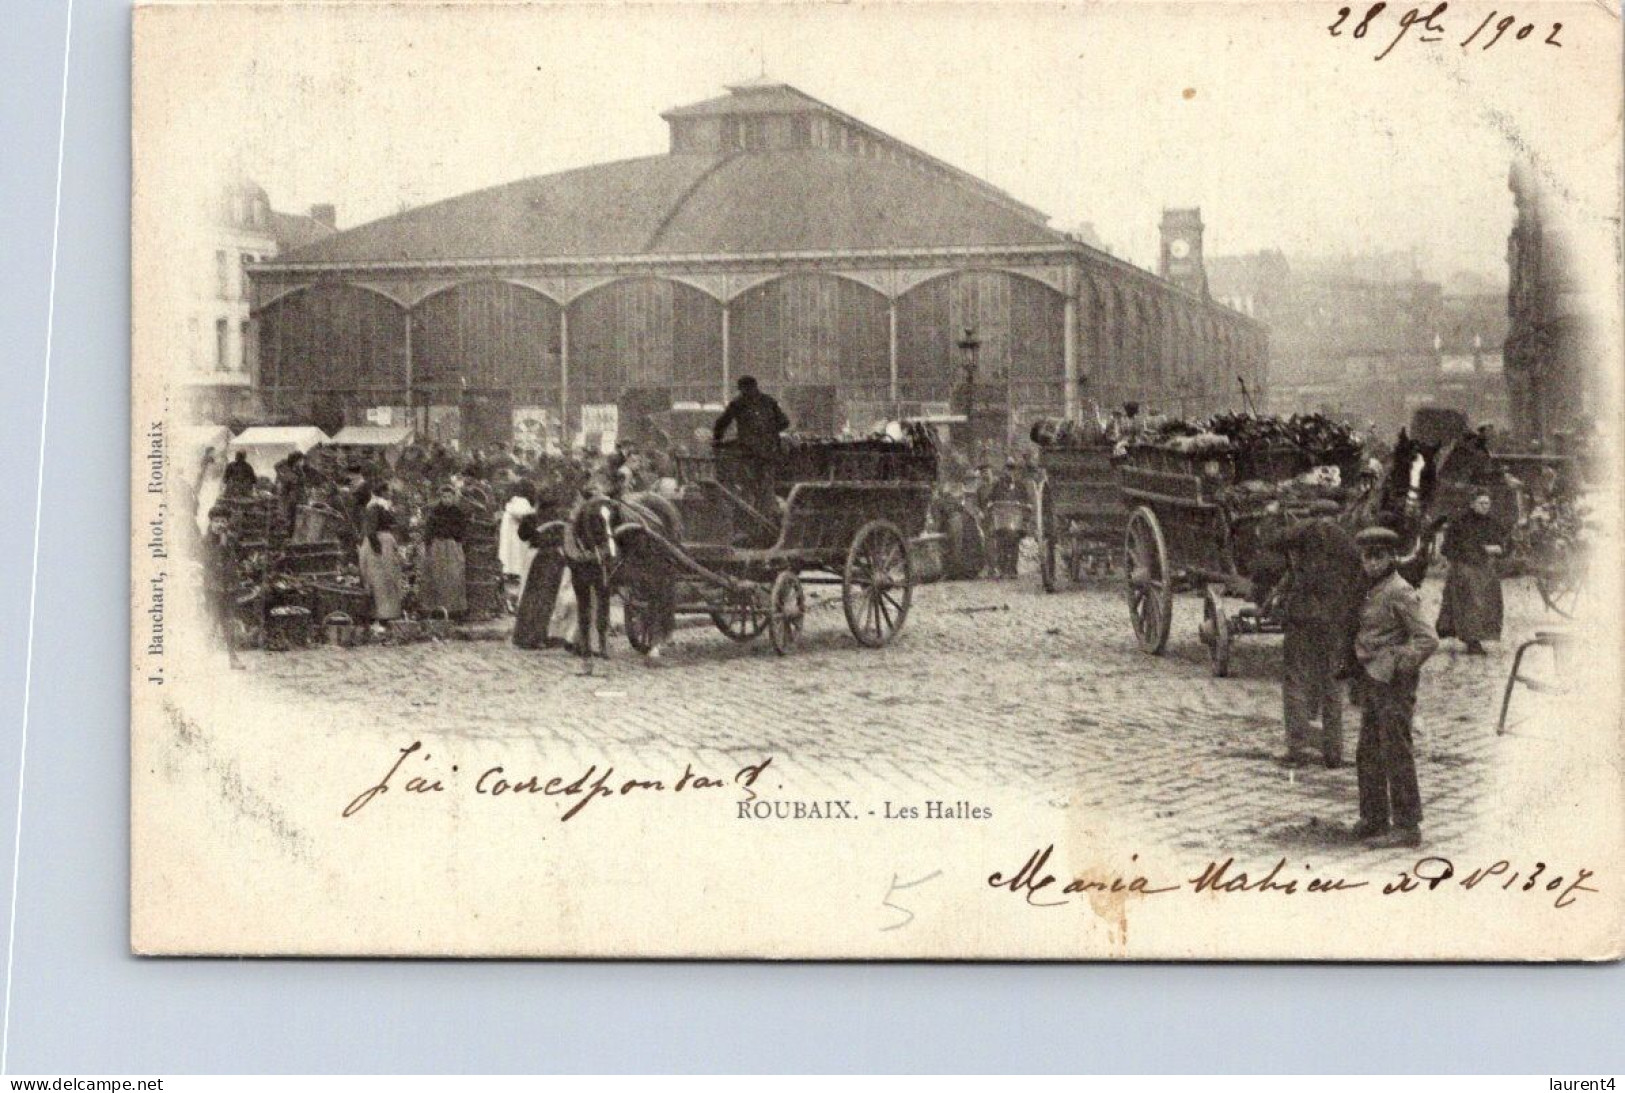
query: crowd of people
[
  {"left": 191, "top": 433, "right": 685, "bottom": 663},
  {"left": 189, "top": 381, "right": 1570, "bottom": 846}
]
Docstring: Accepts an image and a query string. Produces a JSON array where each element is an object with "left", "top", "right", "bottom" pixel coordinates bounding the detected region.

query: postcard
[{"left": 131, "top": 0, "right": 1623, "bottom": 958}]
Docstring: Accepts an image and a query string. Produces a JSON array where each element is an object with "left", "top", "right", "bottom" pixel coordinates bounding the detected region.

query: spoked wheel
[
  {"left": 1198, "top": 585, "right": 1231, "bottom": 678},
  {"left": 710, "top": 594, "right": 768, "bottom": 641},
  {"left": 622, "top": 586, "right": 656, "bottom": 655},
  {"left": 843, "top": 520, "right": 913, "bottom": 647},
  {"left": 767, "top": 570, "right": 805, "bottom": 656},
  {"left": 1536, "top": 555, "right": 1583, "bottom": 619},
  {"left": 1125, "top": 505, "right": 1173, "bottom": 655}
]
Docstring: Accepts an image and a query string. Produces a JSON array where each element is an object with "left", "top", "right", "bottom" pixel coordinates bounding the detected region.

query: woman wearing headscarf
[
  {"left": 417, "top": 484, "right": 469, "bottom": 618},
  {"left": 358, "top": 507, "right": 407, "bottom": 626},
  {"left": 1435, "top": 490, "right": 1507, "bottom": 655},
  {"left": 498, "top": 481, "right": 539, "bottom": 585}
]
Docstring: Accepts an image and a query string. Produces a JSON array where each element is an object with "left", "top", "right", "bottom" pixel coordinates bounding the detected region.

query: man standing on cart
[{"left": 712, "top": 375, "right": 790, "bottom": 520}]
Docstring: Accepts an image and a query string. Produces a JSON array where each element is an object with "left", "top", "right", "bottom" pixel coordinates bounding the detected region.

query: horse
[
  {"left": 563, "top": 494, "right": 618, "bottom": 664},
  {"left": 1341, "top": 429, "right": 1444, "bottom": 587},
  {"left": 605, "top": 492, "right": 686, "bottom": 658}
]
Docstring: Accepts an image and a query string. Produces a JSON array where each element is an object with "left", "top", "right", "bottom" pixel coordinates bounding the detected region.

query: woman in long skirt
[
  {"left": 499, "top": 483, "right": 538, "bottom": 584},
  {"left": 358, "top": 508, "right": 407, "bottom": 624},
  {"left": 1436, "top": 490, "right": 1507, "bottom": 654},
  {"left": 417, "top": 485, "right": 469, "bottom": 617}
]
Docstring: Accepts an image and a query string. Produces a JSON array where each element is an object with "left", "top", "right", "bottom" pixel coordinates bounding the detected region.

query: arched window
[{"left": 256, "top": 282, "right": 407, "bottom": 395}]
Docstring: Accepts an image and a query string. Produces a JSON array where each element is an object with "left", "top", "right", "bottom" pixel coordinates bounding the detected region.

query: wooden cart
[
  {"left": 1034, "top": 444, "right": 1123, "bottom": 591},
  {"left": 1118, "top": 443, "right": 1356, "bottom": 677},
  {"left": 617, "top": 436, "right": 937, "bottom": 656}
]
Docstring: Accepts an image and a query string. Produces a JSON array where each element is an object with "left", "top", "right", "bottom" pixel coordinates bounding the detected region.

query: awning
[
  {"left": 228, "top": 425, "right": 329, "bottom": 478},
  {"left": 330, "top": 424, "right": 414, "bottom": 447}
]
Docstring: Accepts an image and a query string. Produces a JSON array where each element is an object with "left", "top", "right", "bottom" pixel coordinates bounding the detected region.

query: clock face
[{"left": 1169, "top": 238, "right": 1192, "bottom": 260}]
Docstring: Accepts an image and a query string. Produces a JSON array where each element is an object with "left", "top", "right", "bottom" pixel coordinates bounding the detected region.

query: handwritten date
[{"left": 1329, "top": 4, "right": 1562, "bottom": 61}]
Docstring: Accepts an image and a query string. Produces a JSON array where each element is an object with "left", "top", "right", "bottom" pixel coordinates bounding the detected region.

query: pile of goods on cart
[
  {"left": 776, "top": 420, "right": 940, "bottom": 484},
  {"left": 1028, "top": 411, "right": 1117, "bottom": 450},
  {"left": 1118, "top": 411, "right": 1364, "bottom": 496}
]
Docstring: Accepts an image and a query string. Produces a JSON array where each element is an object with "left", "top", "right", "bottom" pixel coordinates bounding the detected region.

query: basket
[
  {"left": 265, "top": 604, "right": 314, "bottom": 651},
  {"left": 323, "top": 612, "right": 361, "bottom": 647},
  {"left": 312, "top": 581, "right": 374, "bottom": 624},
  {"left": 466, "top": 578, "right": 505, "bottom": 621},
  {"left": 274, "top": 542, "right": 347, "bottom": 576},
  {"left": 422, "top": 607, "right": 454, "bottom": 641}
]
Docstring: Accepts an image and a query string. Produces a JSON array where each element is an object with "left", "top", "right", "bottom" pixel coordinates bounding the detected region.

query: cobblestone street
[{"left": 223, "top": 561, "right": 1579, "bottom": 862}]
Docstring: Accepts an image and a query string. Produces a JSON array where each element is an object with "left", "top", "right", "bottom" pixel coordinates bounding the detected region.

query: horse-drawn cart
[
  {"left": 616, "top": 431, "right": 938, "bottom": 655},
  {"left": 1120, "top": 440, "right": 1362, "bottom": 677},
  {"left": 1035, "top": 443, "right": 1122, "bottom": 591}
]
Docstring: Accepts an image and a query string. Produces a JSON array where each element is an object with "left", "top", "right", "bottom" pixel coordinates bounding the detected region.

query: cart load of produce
[
  {"left": 1118, "top": 411, "right": 1360, "bottom": 456},
  {"left": 1030, "top": 414, "right": 1112, "bottom": 449},
  {"left": 1215, "top": 470, "right": 1352, "bottom": 519},
  {"left": 768, "top": 421, "right": 939, "bottom": 484},
  {"left": 1117, "top": 411, "right": 1362, "bottom": 476}
]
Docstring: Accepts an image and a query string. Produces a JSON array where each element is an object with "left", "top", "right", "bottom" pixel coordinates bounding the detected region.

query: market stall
[
  {"left": 329, "top": 424, "right": 414, "bottom": 468},
  {"left": 228, "top": 425, "right": 329, "bottom": 480}
]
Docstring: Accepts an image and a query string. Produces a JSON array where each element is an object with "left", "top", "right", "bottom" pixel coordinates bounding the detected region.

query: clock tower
[{"left": 1159, "top": 207, "right": 1208, "bottom": 298}]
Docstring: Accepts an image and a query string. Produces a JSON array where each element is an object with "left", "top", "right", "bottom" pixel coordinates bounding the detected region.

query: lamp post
[{"left": 957, "top": 325, "right": 980, "bottom": 453}]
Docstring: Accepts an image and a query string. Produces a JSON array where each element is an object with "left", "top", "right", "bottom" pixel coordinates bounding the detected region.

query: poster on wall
[
  {"left": 425, "top": 405, "right": 461, "bottom": 449},
  {"left": 513, "top": 406, "right": 560, "bottom": 456},
  {"left": 578, "top": 403, "right": 618, "bottom": 454}
]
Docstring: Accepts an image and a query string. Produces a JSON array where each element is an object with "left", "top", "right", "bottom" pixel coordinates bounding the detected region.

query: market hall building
[{"left": 248, "top": 80, "right": 1268, "bottom": 450}]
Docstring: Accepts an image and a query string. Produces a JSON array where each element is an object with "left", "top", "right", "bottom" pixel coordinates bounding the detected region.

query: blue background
[{"left": 0, "top": 0, "right": 1620, "bottom": 1073}]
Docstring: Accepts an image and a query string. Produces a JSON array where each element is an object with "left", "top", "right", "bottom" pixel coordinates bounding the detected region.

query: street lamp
[{"left": 957, "top": 325, "right": 980, "bottom": 450}]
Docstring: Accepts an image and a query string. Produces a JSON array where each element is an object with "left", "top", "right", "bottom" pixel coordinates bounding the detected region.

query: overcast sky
[{"left": 143, "top": 2, "right": 1622, "bottom": 287}]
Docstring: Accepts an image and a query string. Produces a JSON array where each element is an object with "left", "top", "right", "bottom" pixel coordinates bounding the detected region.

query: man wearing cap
[
  {"left": 713, "top": 375, "right": 791, "bottom": 522},
  {"left": 1255, "top": 512, "right": 1363, "bottom": 768},
  {"left": 1347, "top": 525, "right": 1440, "bottom": 849}
]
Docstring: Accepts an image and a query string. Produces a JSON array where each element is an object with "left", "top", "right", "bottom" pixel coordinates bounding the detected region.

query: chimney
[{"left": 309, "top": 203, "right": 336, "bottom": 229}]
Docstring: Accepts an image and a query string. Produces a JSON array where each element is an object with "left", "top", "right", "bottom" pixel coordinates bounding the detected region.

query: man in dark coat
[
  {"left": 1256, "top": 513, "right": 1364, "bottom": 768},
  {"left": 985, "top": 462, "right": 1027, "bottom": 579},
  {"left": 221, "top": 450, "right": 257, "bottom": 498},
  {"left": 712, "top": 375, "right": 790, "bottom": 521},
  {"left": 274, "top": 451, "right": 307, "bottom": 536}
]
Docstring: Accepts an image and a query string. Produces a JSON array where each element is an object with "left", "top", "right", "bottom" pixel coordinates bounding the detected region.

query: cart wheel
[
  {"left": 843, "top": 519, "right": 913, "bottom": 647},
  {"left": 1199, "top": 585, "right": 1231, "bottom": 678},
  {"left": 1536, "top": 562, "right": 1582, "bottom": 619},
  {"left": 622, "top": 587, "right": 656, "bottom": 655},
  {"left": 710, "top": 596, "right": 768, "bottom": 641},
  {"left": 767, "top": 570, "right": 805, "bottom": 656},
  {"left": 1125, "top": 506, "right": 1172, "bottom": 655}
]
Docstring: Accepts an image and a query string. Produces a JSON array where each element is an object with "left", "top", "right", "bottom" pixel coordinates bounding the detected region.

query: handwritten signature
[
  {"left": 341, "top": 740, "right": 773, "bottom": 822},
  {"left": 989, "top": 845, "right": 1599, "bottom": 911},
  {"left": 1329, "top": 4, "right": 1563, "bottom": 61}
]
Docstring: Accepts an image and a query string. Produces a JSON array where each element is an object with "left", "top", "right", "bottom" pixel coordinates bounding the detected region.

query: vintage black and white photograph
[{"left": 131, "top": 0, "right": 1623, "bottom": 958}]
